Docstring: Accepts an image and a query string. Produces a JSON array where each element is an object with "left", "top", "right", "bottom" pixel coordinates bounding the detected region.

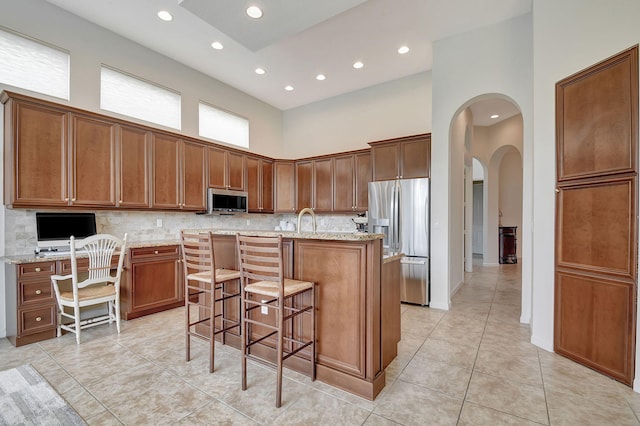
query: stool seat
[
  {"left": 245, "top": 278, "right": 313, "bottom": 298},
  {"left": 186, "top": 269, "right": 241, "bottom": 283}
]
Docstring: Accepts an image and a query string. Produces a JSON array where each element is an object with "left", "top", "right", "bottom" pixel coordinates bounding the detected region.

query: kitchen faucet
[{"left": 297, "top": 207, "right": 317, "bottom": 233}]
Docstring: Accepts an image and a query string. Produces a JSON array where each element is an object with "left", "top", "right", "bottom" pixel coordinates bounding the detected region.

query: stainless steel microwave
[{"left": 207, "top": 188, "right": 248, "bottom": 213}]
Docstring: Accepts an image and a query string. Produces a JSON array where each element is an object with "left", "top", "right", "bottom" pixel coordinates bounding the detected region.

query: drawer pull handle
[
  {"left": 35, "top": 267, "right": 41, "bottom": 272},
  {"left": 154, "top": 250, "right": 159, "bottom": 254},
  {"left": 35, "top": 316, "right": 42, "bottom": 322},
  {"left": 35, "top": 289, "right": 42, "bottom": 295}
]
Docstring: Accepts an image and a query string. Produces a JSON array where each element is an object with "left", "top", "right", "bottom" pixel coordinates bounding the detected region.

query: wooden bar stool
[
  {"left": 180, "top": 230, "right": 241, "bottom": 373},
  {"left": 236, "top": 234, "right": 316, "bottom": 408}
]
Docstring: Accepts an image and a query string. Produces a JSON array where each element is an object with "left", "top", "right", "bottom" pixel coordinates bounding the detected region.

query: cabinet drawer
[
  {"left": 19, "top": 305, "right": 56, "bottom": 336},
  {"left": 19, "top": 281, "right": 55, "bottom": 306},
  {"left": 130, "top": 245, "right": 179, "bottom": 259},
  {"left": 18, "top": 262, "right": 56, "bottom": 278},
  {"left": 59, "top": 256, "right": 120, "bottom": 274}
]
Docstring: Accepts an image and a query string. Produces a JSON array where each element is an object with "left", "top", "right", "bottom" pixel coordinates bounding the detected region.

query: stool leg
[
  {"left": 276, "top": 299, "right": 284, "bottom": 408},
  {"left": 241, "top": 288, "right": 247, "bottom": 391},
  {"left": 209, "top": 281, "right": 215, "bottom": 373},
  {"left": 311, "top": 285, "right": 316, "bottom": 381},
  {"left": 185, "top": 285, "right": 190, "bottom": 362}
]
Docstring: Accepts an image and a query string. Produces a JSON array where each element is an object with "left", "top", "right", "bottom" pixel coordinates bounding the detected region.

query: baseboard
[
  {"left": 633, "top": 377, "right": 640, "bottom": 393},
  {"left": 519, "top": 314, "right": 531, "bottom": 324},
  {"left": 429, "top": 300, "right": 450, "bottom": 311},
  {"left": 450, "top": 279, "right": 464, "bottom": 297},
  {"left": 530, "top": 334, "right": 554, "bottom": 352},
  {"left": 483, "top": 262, "right": 500, "bottom": 266}
]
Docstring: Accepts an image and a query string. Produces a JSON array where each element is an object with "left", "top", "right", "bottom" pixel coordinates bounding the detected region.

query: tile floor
[{"left": 2, "top": 261, "right": 640, "bottom": 425}]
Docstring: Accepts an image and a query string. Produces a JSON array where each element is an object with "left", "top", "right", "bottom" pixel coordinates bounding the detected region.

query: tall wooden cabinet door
[
  {"left": 354, "top": 152, "right": 371, "bottom": 211},
  {"left": 207, "top": 147, "right": 226, "bottom": 189},
  {"left": 555, "top": 46, "right": 638, "bottom": 386},
  {"left": 314, "top": 158, "right": 333, "bottom": 212},
  {"left": 274, "top": 161, "right": 296, "bottom": 213},
  {"left": 227, "top": 152, "right": 245, "bottom": 190},
  {"left": 371, "top": 143, "right": 399, "bottom": 181},
  {"left": 400, "top": 137, "right": 430, "bottom": 179},
  {"left": 333, "top": 155, "right": 354, "bottom": 212},
  {"left": 70, "top": 114, "right": 116, "bottom": 207},
  {"left": 182, "top": 141, "right": 206, "bottom": 211},
  {"left": 261, "top": 159, "right": 274, "bottom": 212},
  {"left": 151, "top": 133, "right": 181, "bottom": 209},
  {"left": 118, "top": 125, "right": 150, "bottom": 208},
  {"left": 296, "top": 161, "right": 313, "bottom": 211},
  {"left": 246, "top": 156, "right": 260, "bottom": 212},
  {"left": 10, "top": 101, "right": 69, "bottom": 206}
]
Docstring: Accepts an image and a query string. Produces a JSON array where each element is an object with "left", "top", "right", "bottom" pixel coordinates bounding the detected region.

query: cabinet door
[
  {"left": 354, "top": 152, "right": 371, "bottom": 211},
  {"left": 246, "top": 156, "right": 260, "bottom": 212},
  {"left": 227, "top": 152, "right": 245, "bottom": 190},
  {"left": 207, "top": 147, "right": 226, "bottom": 189},
  {"left": 296, "top": 161, "right": 313, "bottom": 211},
  {"left": 313, "top": 159, "right": 333, "bottom": 212},
  {"left": 182, "top": 141, "right": 206, "bottom": 210},
  {"left": 152, "top": 133, "right": 181, "bottom": 209},
  {"left": 372, "top": 143, "right": 400, "bottom": 181},
  {"left": 334, "top": 155, "right": 355, "bottom": 212},
  {"left": 129, "top": 257, "right": 181, "bottom": 312},
  {"left": 118, "top": 125, "right": 150, "bottom": 208},
  {"left": 11, "top": 101, "right": 68, "bottom": 206},
  {"left": 400, "top": 137, "right": 430, "bottom": 179},
  {"left": 261, "top": 159, "right": 274, "bottom": 212},
  {"left": 70, "top": 114, "right": 116, "bottom": 206},
  {"left": 274, "top": 162, "right": 296, "bottom": 213}
]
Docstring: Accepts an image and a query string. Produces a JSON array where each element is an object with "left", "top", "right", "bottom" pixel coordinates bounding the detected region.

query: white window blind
[
  {"left": 199, "top": 102, "right": 249, "bottom": 148},
  {"left": 100, "top": 66, "right": 181, "bottom": 130},
  {"left": 0, "top": 28, "right": 70, "bottom": 100}
]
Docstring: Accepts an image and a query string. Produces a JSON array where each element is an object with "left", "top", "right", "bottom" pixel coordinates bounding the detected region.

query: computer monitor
[{"left": 36, "top": 212, "right": 97, "bottom": 250}]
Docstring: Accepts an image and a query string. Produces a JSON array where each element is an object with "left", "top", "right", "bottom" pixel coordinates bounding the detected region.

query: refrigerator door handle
[
  {"left": 400, "top": 258, "right": 427, "bottom": 265},
  {"left": 395, "top": 181, "right": 400, "bottom": 253},
  {"left": 389, "top": 184, "right": 395, "bottom": 254}
]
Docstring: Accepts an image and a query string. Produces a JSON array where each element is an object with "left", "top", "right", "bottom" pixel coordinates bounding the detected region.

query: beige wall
[
  {"left": 283, "top": 72, "right": 431, "bottom": 158},
  {"left": 499, "top": 150, "right": 523, "bottom": 258}
]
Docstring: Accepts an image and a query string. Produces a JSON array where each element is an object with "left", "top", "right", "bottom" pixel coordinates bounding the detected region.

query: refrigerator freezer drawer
[{"left": 400, "top": 257, "right": 429, "bottom": 305}]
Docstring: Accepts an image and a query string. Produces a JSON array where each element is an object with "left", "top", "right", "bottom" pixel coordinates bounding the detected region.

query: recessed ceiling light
[
  {"left": 398, "top": 45, "right": 410, "bottom": 54},
  {"left": 157, "top": 10, "right": 173, "bottom": 21},
  {"left": 316, "top": 74, "right": 326, "bottom": 81},
  {"left": 211, "top": 41, "right": 224, "bottom": 50},
  {"left": 490, "top": 114, "right": 500, "bottom": 119},
  {"left": 353, "top": 61, "right": 364, "bottom": 69},
  {"left": 255, "top": 68, "right": 266, "bottom": 75},
  {"left": 285, "top": 85, "right": 294, "bottom": 91},
  {"left": 246, "top": 6, "right": 263, "bottom": 19}
]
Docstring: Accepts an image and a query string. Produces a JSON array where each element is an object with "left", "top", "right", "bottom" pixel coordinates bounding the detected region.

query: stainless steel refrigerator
[{"left": 368, "top": 178, "right": 430, "bottom": 305}]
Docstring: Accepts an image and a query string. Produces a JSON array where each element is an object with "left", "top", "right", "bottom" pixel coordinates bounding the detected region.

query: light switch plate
[{"left": 261, "top": 300, "right": 268, "bottom": 315}]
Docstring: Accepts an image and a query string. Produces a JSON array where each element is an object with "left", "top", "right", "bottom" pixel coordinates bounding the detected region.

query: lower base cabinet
[{"left": 120, "top": 245, "right": 183, "bottom": 320}]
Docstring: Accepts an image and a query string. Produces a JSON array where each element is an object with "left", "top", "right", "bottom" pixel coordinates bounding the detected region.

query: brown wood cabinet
[
  {"left": 121, "top": 245, "right": 183, "bottom": 320},
  {"left": 274, "top": 161, "right": 296, "bottom": 213},
  {"left": 381, "top": 257, "right": 401, "bottom": 368},
  {"left": 333, "top": 151, "right": 371, "bottom": 212},
  {"left": 151, "top": 134, "right": 206, "bottom": 211},
  {"left": 370, "top": 134, "right": 431, "bottom": 181},
  {"left": 118, "top": 125, "right": 150, "bottom": 208},
  {"left": 246, "top": 156, "right": 274, "bottom": 213},
  {"left": 208, "top": 147, "right": 245, "bottom": 191},
  {"left": 5, "top": 261, "right": 57, "bottom": 347},
  {"left": 296, "top": 158, "right": 333, "bottom": 212}
]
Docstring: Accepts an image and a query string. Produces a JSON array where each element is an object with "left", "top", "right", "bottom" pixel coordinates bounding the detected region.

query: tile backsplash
[{"left": 3, "top": 208, "right": 364, "bottom": 255}]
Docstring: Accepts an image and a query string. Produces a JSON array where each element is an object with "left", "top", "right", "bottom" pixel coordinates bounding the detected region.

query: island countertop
[{"left": 206, "top": 229, "right": 384, "bottom": 241}]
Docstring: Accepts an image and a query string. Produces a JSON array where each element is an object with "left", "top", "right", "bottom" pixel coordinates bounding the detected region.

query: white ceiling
[{"left": 44, "top": 0, "right": 531, "bottom": 119}]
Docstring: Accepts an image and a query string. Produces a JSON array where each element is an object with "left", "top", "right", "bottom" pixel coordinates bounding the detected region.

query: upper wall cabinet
[
  {"left": 151, "top": 133, "right": 206, "bottom": 211},
  {"left": 246, "top": 156, "right": 273, "bottom": 213},
  {"left": 333, "top": 151, "right": 371, "bottom": 213},
  {"left": 207, "top": 146, "right": 245, "bottom": 191},
  {"left": 274, "top": 161, "right": 296, "bottom": 213},
  {"left": 296, "top": 158, "right": 333, "bottom": 213},
  {"left": 370, "top": 134, "right": 431, "bottom": 181},
  {"left": 3, "top": 95, "right": 119, "bottom": 208},
  {"left": 118, "top": 125, "right": 151, "bottom": 208}
]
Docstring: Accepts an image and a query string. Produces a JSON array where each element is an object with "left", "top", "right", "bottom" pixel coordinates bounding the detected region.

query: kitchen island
[{"left": 205, "top": 230, "right": 394, "bottom": 400}]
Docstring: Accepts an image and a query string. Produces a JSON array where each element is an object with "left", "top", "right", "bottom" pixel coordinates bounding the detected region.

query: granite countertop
[
  {"left": 1, "top": 232, "right": 384, "bottom": 264},
  {"left": 206, "top": 229, "right": 384, "bottom": 241},
  {"left": 383, "top": 253, "right": 405, "bottom": 264}
]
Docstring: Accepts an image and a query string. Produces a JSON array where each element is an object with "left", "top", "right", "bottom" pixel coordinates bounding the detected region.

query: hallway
[{"left": 1, "top": 262, "right": 639, "bottom": 424}]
